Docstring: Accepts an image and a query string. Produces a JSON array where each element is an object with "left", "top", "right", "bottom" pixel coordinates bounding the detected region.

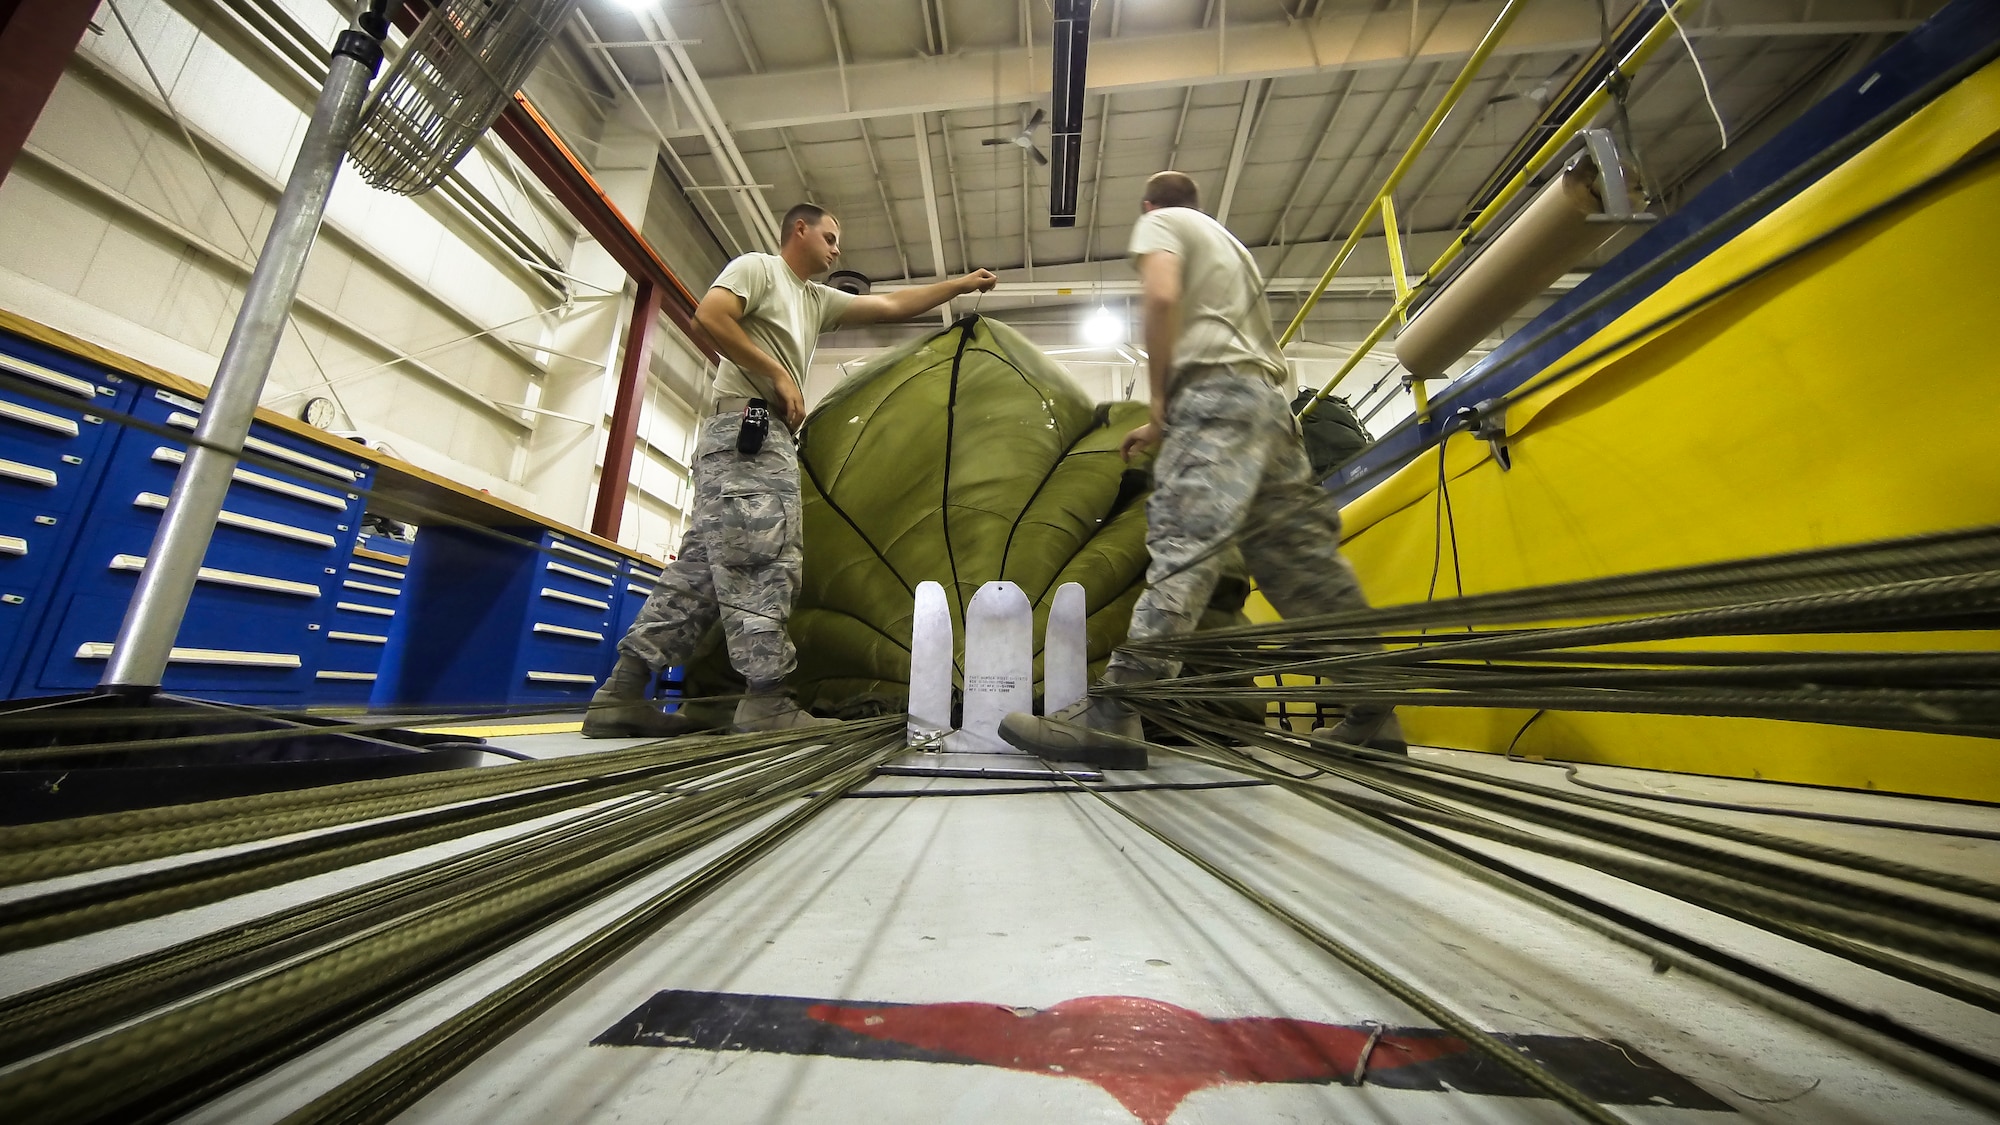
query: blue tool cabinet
[
  {"left": 373, "top": 526, "right": 620, "bottom": 707},
  {"left": 0, "top": 340, "right": 134, "bottom": 697},
  {"left": 22, "top": 383, "right": 372, "bottom": 704},
  {"left": 1, "top": 317, "right": 661, "bottom": 711},
  {"left": 312, "top": 531, "right": 412, "bottom": 706}
]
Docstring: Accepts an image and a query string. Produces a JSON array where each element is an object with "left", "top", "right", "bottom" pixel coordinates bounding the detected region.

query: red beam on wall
[
  {"left": 593, "top": 278, "right": 661, "bottom": 541},
  {"left": 0, "top": 0, "right": 101, "bottom": 187},
  {"left": 492, "top": 95, "right": 713, "bottom": 359}
]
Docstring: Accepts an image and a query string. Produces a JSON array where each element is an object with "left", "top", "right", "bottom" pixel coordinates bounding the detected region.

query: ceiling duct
[
  {"left": 1048, "top": 0, "right": 1091, "bottom": 228},
  {"left": 827, "top": 270, "right": 873, "bottom": 296}
]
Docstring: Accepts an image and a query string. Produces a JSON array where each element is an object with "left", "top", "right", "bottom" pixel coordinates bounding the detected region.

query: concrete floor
[{"left": 6, "top": 726, "right": 1998, "bottom": 1124}]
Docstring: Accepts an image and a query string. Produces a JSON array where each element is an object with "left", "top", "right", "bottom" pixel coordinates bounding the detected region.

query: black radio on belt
[{"left": 736, "top": 398, "right": 770, "bottom": 454}]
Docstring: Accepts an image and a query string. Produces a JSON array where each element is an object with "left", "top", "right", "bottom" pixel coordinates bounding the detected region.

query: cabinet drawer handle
[
  {"left": 533, "top": 622, "right": 604, "bottom": 642},
  {"left": 150, "top": 448, "right": 348, "bottom": 509},
  {"left": 0, "top": 457, "right": 57, "bottom": 487},
  {"left": 547, "top": 536, "right": 618, "bottom": 570},
  {"left": 342, "top": 579, "right": 401, "bottom": 596},
  {"left": 0, "top": 399, "right": 79, "bottom": 437},
  {"left": 108, "top": 554, "right": 321, "bottom": 597},
  {"left": 0, "top": 354, "right": 94, "bottom": 399},
  {"left": 164, "top": 411, "right": 359, "bottom": 482},
  {"left": 527, "top": 670, "right": 596, "bottom": 684},
  {"left": 540, "top": 587, "right": 608, "bottom": 611},
  {"left": 327, "top": 630, "right": 388, "bottom": 644},
  {"left": 133, "top": 492, "right": 336, "bottom": 548},
  {"left": 75, "top": 642, "right": 300, "bottom": 668},
  {"left": 546, "top": 560, "right": 614, "bottom": 587}
]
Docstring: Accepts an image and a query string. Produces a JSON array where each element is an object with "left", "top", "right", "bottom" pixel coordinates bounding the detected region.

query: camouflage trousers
[
  {"left": 1107, "top": 369, "right": 1374, "bottom": 682},
  {"left": 618, "top": 410, "right": 802, "bottom": 689}
]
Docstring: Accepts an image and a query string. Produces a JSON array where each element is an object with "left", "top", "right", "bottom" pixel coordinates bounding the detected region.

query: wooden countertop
[{"left": 0, "top": 309, "right": 664, "bottom": 567}]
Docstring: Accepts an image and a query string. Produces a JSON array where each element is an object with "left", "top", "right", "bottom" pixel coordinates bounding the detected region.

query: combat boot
[
  {"left": 998, "top": 695, "right": 1149, "bottom": 770},
  {"left": 1315, "top": 705, "right": 1408, "bottom": 755},
  {"left": 583, "top": 656, "right": 703, "bottom": 739},
  {"left": 735, "top": 690, "right": 841, "bottom": 733}
]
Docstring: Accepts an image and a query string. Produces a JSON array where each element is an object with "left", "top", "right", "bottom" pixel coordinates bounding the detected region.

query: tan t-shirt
[
  {"left": 709, "top": 253, "right": 855, "bottom": 403},
  {"left": 1127, "top": 206, "right": 1287, "bottom": 394}
]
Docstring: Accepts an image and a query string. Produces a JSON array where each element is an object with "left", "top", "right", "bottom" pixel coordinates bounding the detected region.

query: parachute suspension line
[
  {"left": 1037, "top": 753, "right": 1632, "bottom": 1125},
  {"left": 797, "top": 438, "right": 920, "bottom": 602},
  {"left": 939, "top": 320, "right": 979, "bottom": 625},
  {"left": 0, "top": 689, "right": 819, "bottom": 764},
  {"left": 0, "top": 720, "right": 904, "bottom": 1123},
  {"left": 1081, "top": 710, "right": 2000, "bottom": 1113},
  {"left": 278, "top": 739, "right": 895, "bottom": 1125},
  {"left": 1108, "top": 570, "right": 2000, "bottom": 739}
]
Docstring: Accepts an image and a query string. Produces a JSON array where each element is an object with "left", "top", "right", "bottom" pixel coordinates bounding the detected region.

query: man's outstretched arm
[{"left": 840, "top": 270, "right": 999, "bottom": 325}]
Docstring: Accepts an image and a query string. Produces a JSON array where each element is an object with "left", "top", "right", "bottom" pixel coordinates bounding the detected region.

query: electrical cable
[
  {"left": 1659, "top": 0, "right": 1728, "bottom": 149},
  {"left": 1542, "top": 761, "right": 2000, "bottom": 841}
]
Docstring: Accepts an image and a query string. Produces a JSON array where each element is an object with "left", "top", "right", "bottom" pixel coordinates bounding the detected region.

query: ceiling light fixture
[{"left": 1082, "top": 305, "right": 1124, "bottom": 346}]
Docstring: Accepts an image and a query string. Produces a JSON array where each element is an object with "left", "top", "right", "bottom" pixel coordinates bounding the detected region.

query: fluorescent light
[{"left": 1082, "top": 305, "right": 1124, "bottom": 346}]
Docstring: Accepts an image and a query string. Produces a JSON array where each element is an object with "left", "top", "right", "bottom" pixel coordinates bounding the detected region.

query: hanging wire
[{"left": 1658, "top": 0, "right": 1729, "bottom": 149}]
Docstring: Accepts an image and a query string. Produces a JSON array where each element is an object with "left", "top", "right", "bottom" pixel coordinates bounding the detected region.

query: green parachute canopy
[
  {"left": 791, "top": 315, "right": 1152, "bottom": 710},
  {"left": 682, "top": 314, "right": 1248, "bottom": 717}
]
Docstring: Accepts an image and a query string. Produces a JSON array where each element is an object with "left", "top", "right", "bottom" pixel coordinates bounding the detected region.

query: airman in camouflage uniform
[
  {"left": 616, "top": 411, "right": 804, "bottom": 691},
  {"left": 1104, "top": 370, "right": 1375, "bottom": 683},
  {"left": 1000, "top": 172, "right": 1402, "bottom": 766},
  {"left": 586, "top": 203, "right": 996, "bottom": 737}
]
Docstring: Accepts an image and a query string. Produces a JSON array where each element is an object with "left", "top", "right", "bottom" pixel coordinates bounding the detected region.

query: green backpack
[{"left": 1290, "top": 389, "right": 1372, "bottom": 481}]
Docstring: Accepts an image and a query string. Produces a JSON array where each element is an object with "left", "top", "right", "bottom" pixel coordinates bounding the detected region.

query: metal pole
[{"left": 99, "top": 14, "right": 387, "bottom": 691}]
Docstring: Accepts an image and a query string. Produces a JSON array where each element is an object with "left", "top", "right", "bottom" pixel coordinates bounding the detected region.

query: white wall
[{"left": 0, "top": 0, "right": 674, "bottom": 524}]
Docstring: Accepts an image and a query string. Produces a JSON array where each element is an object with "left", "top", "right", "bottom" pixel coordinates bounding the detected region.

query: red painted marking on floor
[{"left": 806, "top": 994, "right": 1469, "bottom": 1123}]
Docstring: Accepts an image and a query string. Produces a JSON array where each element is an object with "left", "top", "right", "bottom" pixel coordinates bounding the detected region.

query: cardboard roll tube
[{"left": 1395, "top": 162, "right": 1615, "bottom": 380}]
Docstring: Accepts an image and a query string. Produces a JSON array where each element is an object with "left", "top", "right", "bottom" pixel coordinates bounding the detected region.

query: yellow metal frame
[{"left": 1288, "top": 0, "right": 1705, "bottom": 420}]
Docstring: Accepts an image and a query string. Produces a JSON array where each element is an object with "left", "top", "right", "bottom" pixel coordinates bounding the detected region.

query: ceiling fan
[{"left": 982, "top": 106, "right": 1049, "bottom": 166}]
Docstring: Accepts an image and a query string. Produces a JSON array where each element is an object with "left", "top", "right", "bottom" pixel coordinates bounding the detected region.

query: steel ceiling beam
[
  {"left": 910, "top": 112, "right": 953, "bottom": 323},
  {"left": 491, "top": 96, "right": 709, "bottom": 354},
  {"left": 858, "top": 118, "right": 913, "bottom": 280},
  {"left": 622, "top": 0, "right": 1930, "bottom": 134},
  {"left": 937, "top": 111, "right": 971, "bottom": 276},
  {"left": 1215, "top": 78, "right": 1267, "bottom": 225},
  {"left": 644, "top": 10, "right": 781, "bottom": 251}
]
